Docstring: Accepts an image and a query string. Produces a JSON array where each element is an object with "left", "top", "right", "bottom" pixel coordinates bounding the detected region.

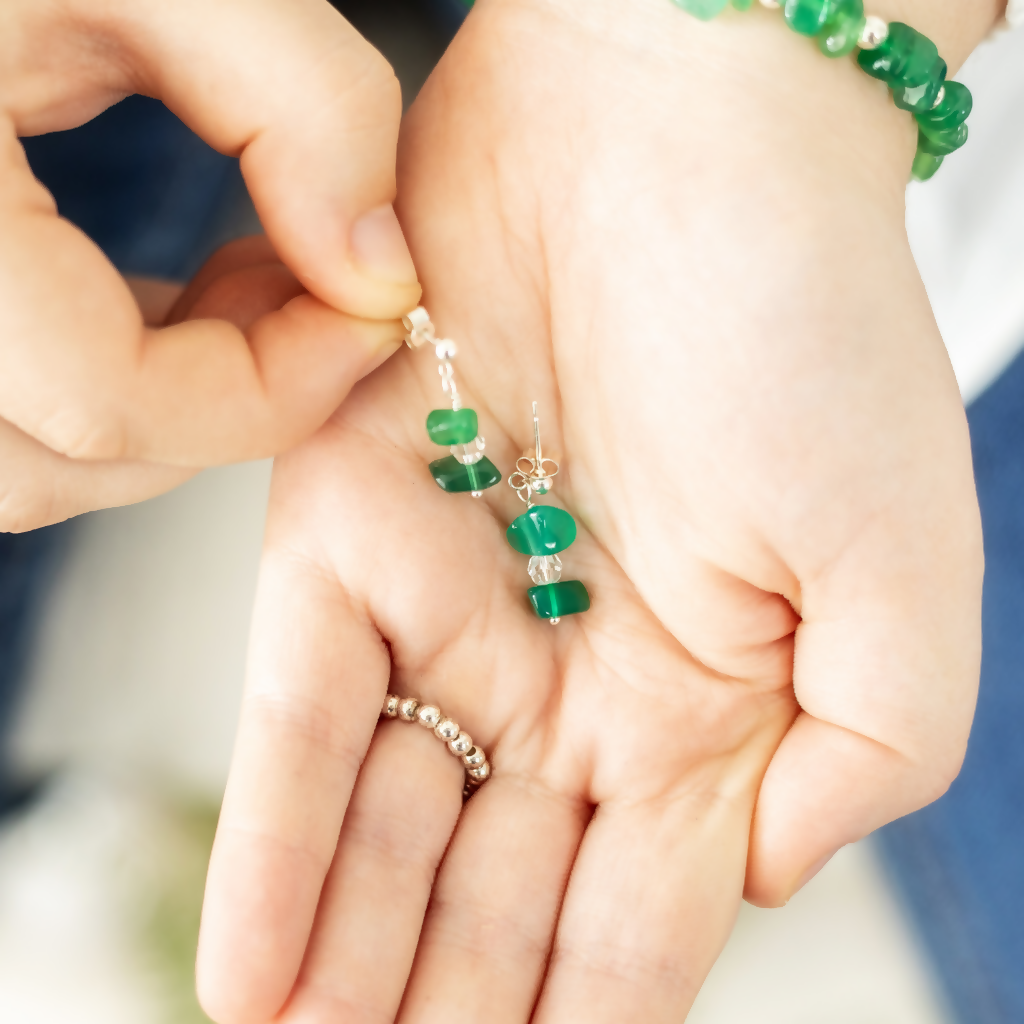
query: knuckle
[
  {"left": 319, "top": 46, "right": 401, "bottom": 122},
  {"left": 0, "top": 479, "right": 61, "bottom": 533},
  {"left": 35, "top": 404, "right": 128, "bottom": 461},
  {"left": 920, "top": 753, "right": 964, "bottom": 805}
]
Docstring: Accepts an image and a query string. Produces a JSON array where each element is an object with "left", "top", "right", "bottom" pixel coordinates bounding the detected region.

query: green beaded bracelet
[{"left": 674, "top": 0, "right": 972, "bottom": 182}]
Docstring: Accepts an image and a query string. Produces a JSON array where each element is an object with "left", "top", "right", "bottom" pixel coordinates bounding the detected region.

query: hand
[
  {"left": 197, "top": 0, "right": 991, "bottom": 1020},
  {"left": 0, "top": 0, "right": 420, "bottom": 532}
]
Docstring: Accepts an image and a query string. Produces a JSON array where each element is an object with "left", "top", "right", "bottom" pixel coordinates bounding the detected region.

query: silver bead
[
  {"left": 402, "top": 307, "right": 434, "bottom": 349},
  {"left": 416, "top": 704, "right": 442, "bottom": 729},
  {"left": 435, "top": 339, "right": 458, "bottom": 361},
  {"left": 859, "top": 15, "right": 888, "bottom": 49},
  {"left": 467, "top": 762, "right": 491, "bottom": 782},
  {"left": 758, "top": 0, "right": 781, "bottom": 8},
  {"left": 449, "top": 731, "right": 474, "bottom": 755},
  {"left": 549, "top": 617, "right": 561, "bottom": 626},
  {"left": 531, "top": 475, "right": 553, "bottom": 496},
  {"left": 463, "top": 747, "right": 486, "bottom": 768},
  {"left": 435, "top": 718, "right": 460, "bottom": 742},
  {"left": 471, "top": 490, "right": 483, "bottom": 498},
  {"left": 383, "top": 694, "right": 400, "bottom": 718},
  {"left": 398, "top": 697, "right": 420, "bottom": 721}
]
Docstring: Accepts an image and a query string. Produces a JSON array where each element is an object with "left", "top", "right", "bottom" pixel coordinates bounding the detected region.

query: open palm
[{"left": 197, "top": 1, "right": 983, "bottom": 1021}]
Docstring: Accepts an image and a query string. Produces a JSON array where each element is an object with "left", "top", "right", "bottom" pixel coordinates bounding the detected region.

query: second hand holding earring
[{"left": 507, "top": 404, "right": 590, "bottom": 625}]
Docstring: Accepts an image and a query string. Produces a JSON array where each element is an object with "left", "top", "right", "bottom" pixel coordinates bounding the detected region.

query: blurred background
[{"left": 3, "top": 4, "right": 1024, "bottom": 1023}]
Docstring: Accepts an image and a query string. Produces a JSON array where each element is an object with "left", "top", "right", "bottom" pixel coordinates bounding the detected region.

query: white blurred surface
[
  {"left": 907, "top": 28, "right": 1024, "bottom": 404},
  {"left": 13, "top": 461, "right": 272, "bottom": 798},
  {"left": 0, "top": 777, "right": 161, "bottom": 1024},
  {"left": 689, "top": 842, "right": 952, "bottom": 1024}
]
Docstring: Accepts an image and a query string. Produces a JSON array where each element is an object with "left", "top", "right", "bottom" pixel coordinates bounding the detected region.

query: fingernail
[{"left": 349, "top": 204, "right": 418, "bottom": 286}]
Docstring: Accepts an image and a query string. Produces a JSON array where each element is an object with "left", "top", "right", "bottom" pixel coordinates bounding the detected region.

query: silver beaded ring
[{"left": 381, "top": 693, "right": 492, "bottom": 790}]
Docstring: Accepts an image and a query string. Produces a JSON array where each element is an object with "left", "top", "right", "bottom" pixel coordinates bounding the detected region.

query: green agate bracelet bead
[
  {"left": 893, "top": 59, "right": 946, "bottom": 114},
  {"left": 671, "top": 0, "right": 729, "bottom": 21},
  {"left": 528, "top": 580, "right": 591, "bottom": 620},
  {"left": 816, "top": 0, "right": 864, "bottom": 57},
  {"left": 916, "top": 81, "right": 973, "bottom": 131},
  {"left": 917, "top": 121, "right": 969, "bottom": 157},
  {"left": 856, "top": 22, "right": 939, "bottom": 88},
  {"left": 911, "top": 150, "right": 944, "bottom": 183},
  {"left": 784, "top": 0, "right": 832, "bottom": 37}
]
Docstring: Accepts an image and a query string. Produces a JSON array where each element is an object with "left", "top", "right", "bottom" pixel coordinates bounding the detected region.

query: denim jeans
[{"left": 880, "top": 346, "right": 1024, "bottom": 1023}]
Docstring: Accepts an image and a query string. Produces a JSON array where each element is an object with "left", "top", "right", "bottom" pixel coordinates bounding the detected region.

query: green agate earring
[
  {"left": 507, "top": 404, "right": 590, "bottom": 624},
  {"left": 403, "top": 307, "right": 501, "bottom": 497}
]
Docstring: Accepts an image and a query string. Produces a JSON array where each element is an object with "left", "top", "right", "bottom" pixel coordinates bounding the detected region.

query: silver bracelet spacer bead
[{"left": 858, "top": 15, "right": 888, "bottom": 50}]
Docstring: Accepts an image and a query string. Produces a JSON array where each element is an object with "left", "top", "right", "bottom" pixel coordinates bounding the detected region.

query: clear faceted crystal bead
[
  {"left": 450, "top": 435, "right": 486, "bottom": 465},
  {"left": 528, "top": 554, "right": 563, "bottom": 585}
]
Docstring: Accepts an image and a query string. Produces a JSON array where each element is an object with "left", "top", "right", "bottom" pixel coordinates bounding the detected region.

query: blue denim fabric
[
  {"left": 0, "top": 97, "right": 238, "bottom": 808},
  {"left": 879, "top": 347, "right": 1024, "bottom": 1023},
  {"left": 22, "top": 94, "right": 240, "bottom": 281},
  {"left": 0, "top": 526, "right": 72, "bottom": 813}
]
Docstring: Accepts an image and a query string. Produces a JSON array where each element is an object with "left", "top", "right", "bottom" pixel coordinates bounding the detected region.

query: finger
[
  {"left": 0, "top": 414, "right": 192, "bottom": 532},
  {"left": 197, "top": 542, "right": 390, "bottom": 1024},
  {"left": 3, "top": 0, "right": 420, "bottom": 318},
  {"left": 125, "top": 277, "right": 184, "bottom": 326},
  {"left": 0, "top": 125, "right": 404, "bottom": 465},
  {"left": 164, "top": 235, "right": 303, "bottom": 330},
  {"left": 280, "top": 719, "right": 463, "bottom": 1024},
  {"left": 533, "top": 780, "right": 757, "bottom": 1024},
  {"left": 398, "top": 775, "right": 588, "bottom": 1024},
  {"left": 745, "top": 491, "right": 984, "bottom": 906},
  {"left": 746, "top": 713, "right": 942, "bottom": 906}
]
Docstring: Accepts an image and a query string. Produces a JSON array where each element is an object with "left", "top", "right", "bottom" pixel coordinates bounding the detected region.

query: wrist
[
  {"left": 491, "top": 0, "right": 991, "bottom": 196},
  {"left": 863, "top": 0, "right": 1004, "bottom": 68}
]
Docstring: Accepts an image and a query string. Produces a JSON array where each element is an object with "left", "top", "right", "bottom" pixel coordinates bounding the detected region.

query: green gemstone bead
[
  {"left": 506, "top": 506, "right": 577, "bottom": 557},
  {"left": 670, "top": 0, "right": 730, "bottom": 19},
  {"left": 425, "top": 408, "right": 478, "bottom": 446},
  {"left": 429, "top": 455, "right": 501, "bottom": 493},
  {"left": 816, "top": 0, "right": 864, "bottom": 57},
  {"left": 911, "top": 150, "right": 944, "bottom": 182},
  {"left": 916, "top": 80, "right": 973, "bottom": 130},
  {"left": 857, "top": 22, "right": 939, "bottom": 88},
  {"left": 916, "top": 121, "right": 968, "bottom": 157},
  {"left": 528, "top": 580, "right": 591, "bottom": 620},
  {"left": 784, "top": 0, "right": 832, "bottom": 36},
  {"left": 731, "top": 0, "right": 755, "bottom": 9},
  {"left": 893, "top": 58, "right": 946, "bottom": 113}
]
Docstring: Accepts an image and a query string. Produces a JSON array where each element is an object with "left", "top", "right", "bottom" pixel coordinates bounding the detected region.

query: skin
[
  {"left": 198, "top": 0, "right": 998, "bottom": 1021},
  {"left": 0, "top": 0, "right": 421, "bottom": 532}
]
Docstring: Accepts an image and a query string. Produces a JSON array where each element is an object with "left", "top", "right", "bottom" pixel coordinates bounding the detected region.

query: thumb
[
  {"left": 745, "top": 486, "right": 983, "bottom": 906},
  {"left": 6, "top": 0, "right": 421, "bottom": 320}
]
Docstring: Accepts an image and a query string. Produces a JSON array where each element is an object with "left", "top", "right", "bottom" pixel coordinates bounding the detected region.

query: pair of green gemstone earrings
[{"left": 402, "top": 306, "right": 591, "bottom": 625}]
